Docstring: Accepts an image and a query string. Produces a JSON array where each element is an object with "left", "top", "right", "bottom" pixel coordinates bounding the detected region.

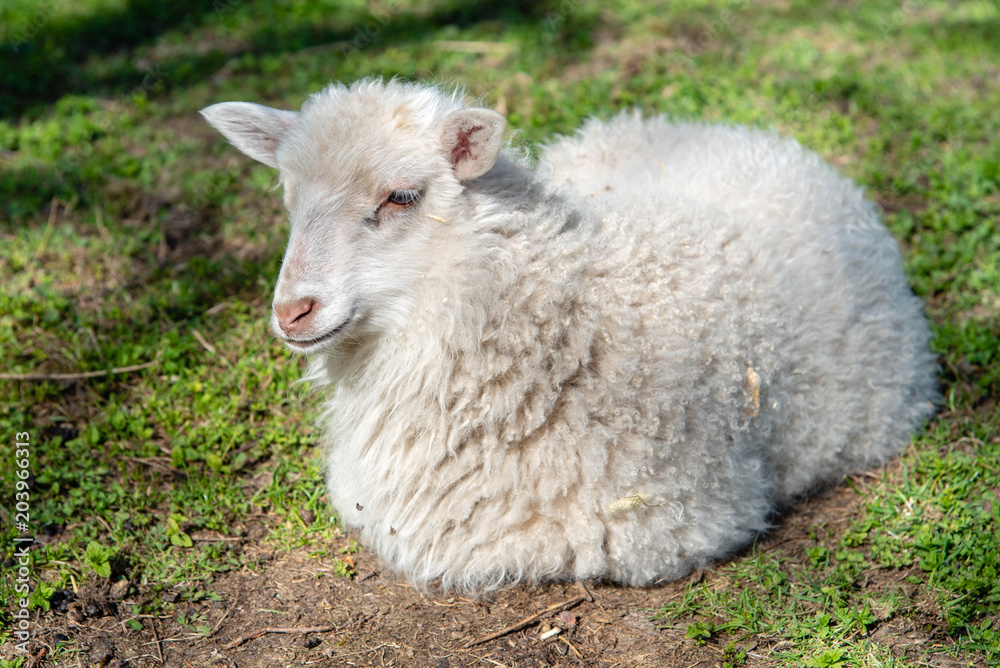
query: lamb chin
[
  {"left": 281, "top": 306, "right": 358, "bottom": 354},
  {"left": 283, "top": 328, "right": 342, "bottom": 354},
  {"left": 282, "top": 338, "right": 319, "bottom": 354}
]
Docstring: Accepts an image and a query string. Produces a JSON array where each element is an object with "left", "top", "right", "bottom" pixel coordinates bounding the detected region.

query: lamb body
[{"left": 201, "top": 79, "right": 938, "bottom": 591}]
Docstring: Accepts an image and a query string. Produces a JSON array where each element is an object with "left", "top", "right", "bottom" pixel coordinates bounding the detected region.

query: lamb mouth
[{"left": 284, "top": 307, "right": 357, "bottom": 351}]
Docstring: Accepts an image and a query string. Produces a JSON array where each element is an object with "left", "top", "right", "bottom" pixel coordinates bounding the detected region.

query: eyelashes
[
  {"left": 386, "top": 189, "right": 420, "bottom": 206},
  {"left": 369, "top": 187, "right": 422, "bottom": 227}
]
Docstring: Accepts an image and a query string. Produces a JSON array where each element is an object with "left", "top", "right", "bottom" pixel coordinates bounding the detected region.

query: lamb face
[
  {"left": 200, "top": 82, "right": 505, "bottom": 355},
  {"left": 269, "top": 126, "right": 451, "bottom": 355}
]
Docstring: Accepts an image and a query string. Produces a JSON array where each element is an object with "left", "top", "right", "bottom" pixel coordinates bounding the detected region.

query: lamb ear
[
  {"left": 440, "top": 108, "right": 507, "bottom": 181},
  {"left": 199, "top": 102, "right": 298, "bottom": 169}
]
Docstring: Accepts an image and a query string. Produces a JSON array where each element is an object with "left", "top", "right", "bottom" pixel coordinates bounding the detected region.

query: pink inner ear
[{"left": 451, "top": 124, "right": 486, "bottom": 165}]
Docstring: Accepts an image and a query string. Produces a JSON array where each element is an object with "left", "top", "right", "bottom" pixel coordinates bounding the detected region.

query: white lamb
[{"left": 200, "top": 79, "right": 939, "bottom": 591}]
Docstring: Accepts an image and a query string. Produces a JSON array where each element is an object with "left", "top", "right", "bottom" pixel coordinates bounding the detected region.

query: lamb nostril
[
  {"left": 291, "top": 301, "right": 314, "bottom": 323},
  {"left": 274, "top": 298, "right": 319, "bottom": 336}
]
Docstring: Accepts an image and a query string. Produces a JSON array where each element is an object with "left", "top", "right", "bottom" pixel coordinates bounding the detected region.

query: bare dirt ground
[{"left": 18, "top": 476, "right": 968, "bottom": 668}]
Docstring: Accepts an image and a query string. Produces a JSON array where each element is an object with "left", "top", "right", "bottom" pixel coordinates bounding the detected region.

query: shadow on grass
[
  {"left": 1, "top": 0, "right": 602, "bottom": 234},
  {"left": 0, "top": 0, "right": 590, "bottom": 119}
]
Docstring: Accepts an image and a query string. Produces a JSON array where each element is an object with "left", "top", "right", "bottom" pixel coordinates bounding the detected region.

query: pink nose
[{"left": 273, "top": 297, "right": 319, "bottom": 336}]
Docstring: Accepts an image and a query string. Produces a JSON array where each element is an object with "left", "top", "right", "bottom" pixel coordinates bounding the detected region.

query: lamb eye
[{"left": 387, "top": 189, "right": 419, "bottom": 206}]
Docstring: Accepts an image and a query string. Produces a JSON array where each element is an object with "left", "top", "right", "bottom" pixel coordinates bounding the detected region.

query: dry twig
[
  {"left": 24, "top": 645, "right": 48, "bottom": 668},
  {"left": 575, "top": 579, "right": 594, "bottom": 602},
  {"left": 463, "top": 594, "right": 587, "bottom": 649},
  {"left": 561, "top": 636, "right": 584, "bottom": 659},
  {"left": 0, "top": 359, "right": 158, "bottom": 381},
  {"left": 151, "top": 618, "right": 164, "bottom": 664},
  {"left": 434, "top": 40, "right": 514, "bottom": 54},
  {"left": 225, "top": 625, "right": 335, "bottom": 650},
  {"left": 207, "top": 598, "right": 238, "bottom": 638},
  {"left": 191, "top": 328, "right": 218, "bottom": 356}
]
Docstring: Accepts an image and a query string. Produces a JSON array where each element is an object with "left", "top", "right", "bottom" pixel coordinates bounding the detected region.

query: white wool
[{"left": 200, "top": 79, "right": 939, "bottom": 591}]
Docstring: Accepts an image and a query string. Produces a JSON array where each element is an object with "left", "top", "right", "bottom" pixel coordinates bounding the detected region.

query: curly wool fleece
[{"left": 201, "top": 79, "right": 938, "bottom": 591}]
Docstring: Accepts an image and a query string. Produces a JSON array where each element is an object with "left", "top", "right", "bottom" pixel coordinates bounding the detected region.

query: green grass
[
  {"left": 657, "top": 415, "right": 1000, "bottom": 666},
  {"left": 2, "top": 0, "right": 999, "bottom": 665}
]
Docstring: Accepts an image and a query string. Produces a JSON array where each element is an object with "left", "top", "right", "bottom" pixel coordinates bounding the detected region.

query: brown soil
[{"left": 19, "top": 477, "right": 966, "bottom": 668}]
